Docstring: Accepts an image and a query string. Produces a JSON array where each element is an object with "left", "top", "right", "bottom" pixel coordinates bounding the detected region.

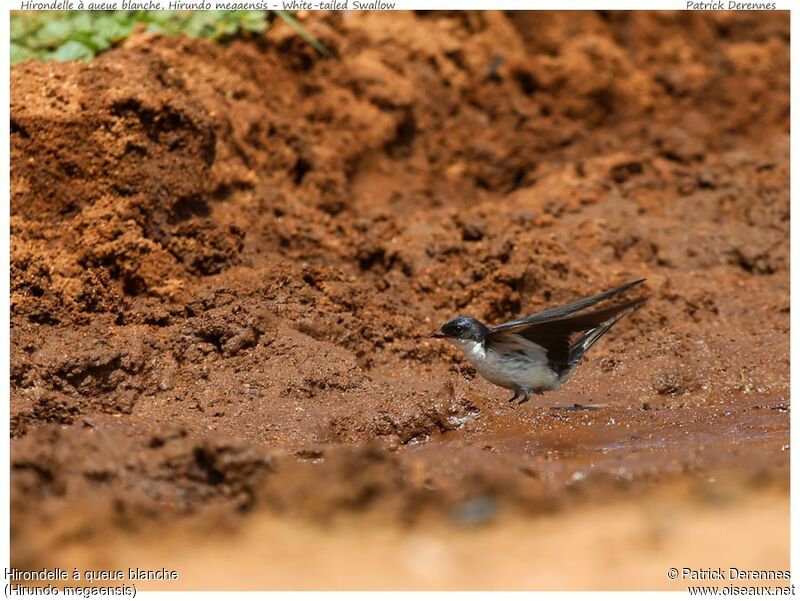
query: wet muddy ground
[{"left": 10, "top": 10, "right": 789, "bottom": 589}]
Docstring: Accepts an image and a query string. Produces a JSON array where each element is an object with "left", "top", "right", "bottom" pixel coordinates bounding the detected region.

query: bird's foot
[
  {"left": 507, "top": 391, "right": 521, "bottom": 403},
  {"left": 516, "top": 391, "right": 532, "bottom": 405},
  {"left": 516, "top": 389, "right": 545, "bottom": 405}
]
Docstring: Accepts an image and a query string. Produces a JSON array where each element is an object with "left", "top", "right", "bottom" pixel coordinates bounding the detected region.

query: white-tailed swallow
[{"left": 433, "top": 279, "right": 646, "bottom": 404}]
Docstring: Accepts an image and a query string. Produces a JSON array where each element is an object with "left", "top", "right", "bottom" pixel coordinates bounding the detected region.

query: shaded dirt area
[{"left": 10, "top": 10, "right": 789, "bottom": 588}]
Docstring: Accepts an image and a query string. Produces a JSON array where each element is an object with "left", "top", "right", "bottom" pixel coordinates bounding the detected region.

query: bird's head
[{"left": 432, "top": 316, "right": 489, "bottom": 343}]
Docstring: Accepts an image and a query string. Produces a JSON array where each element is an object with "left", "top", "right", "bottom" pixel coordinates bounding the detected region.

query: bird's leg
[
  {"left": 507, "top": 390, "right": 521, "bottom": 403},
  {"left": 517, "top": 389, "right": 532, "bottom": 405}
]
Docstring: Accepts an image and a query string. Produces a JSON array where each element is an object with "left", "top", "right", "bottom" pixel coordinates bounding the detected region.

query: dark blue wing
[
  {"left": 489, "top": 296, "right": 646, "bottom": 377},
  {"left": 488, "top": 279, "right": 645, "bottom": 334}
]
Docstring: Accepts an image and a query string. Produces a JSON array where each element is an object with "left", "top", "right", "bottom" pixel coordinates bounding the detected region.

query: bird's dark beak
[{"left": 431, "top": 331, "right": 445, "bottom": 339}]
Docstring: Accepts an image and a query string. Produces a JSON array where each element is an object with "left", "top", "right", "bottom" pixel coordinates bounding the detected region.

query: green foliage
[
  {"left": 144, "top": 10, "right": 269, "bottom": 38},
  {"left": 10, "top": 10, "right": 329, "bottom": 64}
]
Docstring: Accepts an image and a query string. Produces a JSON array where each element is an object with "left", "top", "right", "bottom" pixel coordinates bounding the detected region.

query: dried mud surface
[{"left": 10, "top": 11, "right": 789, "bottom": 589}]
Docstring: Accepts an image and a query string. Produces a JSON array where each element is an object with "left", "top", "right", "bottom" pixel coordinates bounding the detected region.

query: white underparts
[{"left": 449, "top": 335, "right": 560, "bottom": 393}]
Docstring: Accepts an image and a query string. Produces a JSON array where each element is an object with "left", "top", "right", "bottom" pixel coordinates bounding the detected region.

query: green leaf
[
  {"left": 216, "top": 19, "right": 239, "bottom": 38},
  {"left": 239, "top": 11, "right": 267, "bottom": 33},
  {"left": 52, "top": 40, "right": 95, "bottom": 62},
  {"left": 33, "top": 18, "right": 73, "bottom": 47},
  {"left": 11, "top": 42, "right": 39, "bottom": 64},
  {"left": 145, "top": 11, "right": 181, "bottom": 25},
  {"left": 273, "top": 10, "right": 331, "bottom": 57},
  {"left": 95, "top": 17, "right": 135, "bottom": 43},
  {"left": 70, "top": 11, "right": 95, "bottom": 33},
  {"left": 10, "top": 16, "right": 30, "bottom": 41}
]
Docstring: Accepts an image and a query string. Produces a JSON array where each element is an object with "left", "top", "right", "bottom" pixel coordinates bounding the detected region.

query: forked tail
[{"left": 559, "top": 299, "right": 645, "bottom": 383}]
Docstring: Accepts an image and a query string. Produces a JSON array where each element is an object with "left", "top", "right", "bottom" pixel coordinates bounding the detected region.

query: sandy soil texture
[{"left": 10, "top": 10, "right": 789, "bottom": 589}]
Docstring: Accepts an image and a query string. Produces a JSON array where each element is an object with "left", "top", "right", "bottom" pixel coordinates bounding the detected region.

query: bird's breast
[{"left": 453, "top": 336, "right": 559, "bottom": 391}]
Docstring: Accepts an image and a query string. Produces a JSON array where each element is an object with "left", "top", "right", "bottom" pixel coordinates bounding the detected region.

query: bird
[{"left": 432, "top": 279, "right": 646, "bottom": 404}]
